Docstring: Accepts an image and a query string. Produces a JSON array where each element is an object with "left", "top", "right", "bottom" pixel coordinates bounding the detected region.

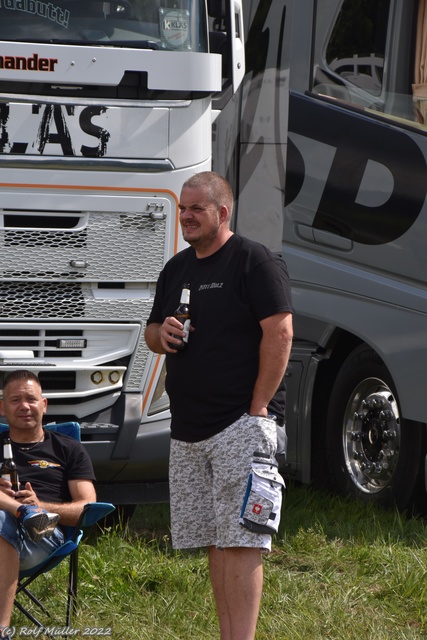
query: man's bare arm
[
  {"left": 17, "top": 478, "right": 97, "bottom": 526},
  {"left": 249, "top": 312, "right": 293, "bottom": 417},
  {"left": 41, "top": 478, "right": 96, "bottom": 525}
]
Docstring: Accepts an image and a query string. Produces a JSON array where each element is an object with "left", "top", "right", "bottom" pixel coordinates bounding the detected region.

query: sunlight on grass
[{"left": 11, "top": 485, "right": 427, "bottom": 639}]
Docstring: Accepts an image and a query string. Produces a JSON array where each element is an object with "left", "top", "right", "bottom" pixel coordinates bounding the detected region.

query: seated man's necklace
[{"left": 11, "top": 434, "right": 44, "bottom": 451}]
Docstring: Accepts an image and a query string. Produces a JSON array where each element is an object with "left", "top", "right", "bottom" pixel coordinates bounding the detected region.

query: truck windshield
[{"left": 0, "top": 0, "right": 208, "bottom": 52}]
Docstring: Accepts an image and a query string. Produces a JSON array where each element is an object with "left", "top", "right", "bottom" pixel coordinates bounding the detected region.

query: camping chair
[{"left": 0, "top": 422, "right": 115, "bottom": 630}]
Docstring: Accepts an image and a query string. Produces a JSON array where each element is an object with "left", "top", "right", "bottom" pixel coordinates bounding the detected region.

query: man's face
[
  {"left": 0, "top": 379, "right": 47, "bottom": 433},
  {"left": 179, "top": 186, "right": 221, "bottom": 252}
]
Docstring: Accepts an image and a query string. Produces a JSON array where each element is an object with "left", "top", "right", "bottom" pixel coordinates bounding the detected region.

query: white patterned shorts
[{"left": 169, "top": 413, "right": 278, "bottom": 552}]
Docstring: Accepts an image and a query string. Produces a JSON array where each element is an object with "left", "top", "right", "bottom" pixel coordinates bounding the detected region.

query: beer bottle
[
  {"left": 1, "top": 437, "right": 20, "bottom": 492},
  {"left": 168, "top": 284, "right": 191, "bottom": 350}
]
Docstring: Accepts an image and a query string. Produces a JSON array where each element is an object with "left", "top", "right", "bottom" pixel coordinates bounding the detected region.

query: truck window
[
  {"left": 0, "top": 0, "right": 214, "bottom": 99},
  {"left": 312, "top": 0, "right": 425, "bottom": 130},
  {"left": 325, "top": 0, "right": 389, "bottom": 96},
  {"left": 0, "top": 0, "right": 207, "bottom": 53}
]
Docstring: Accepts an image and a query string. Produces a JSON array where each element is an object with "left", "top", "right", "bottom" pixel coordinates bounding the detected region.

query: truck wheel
[{"left": 325, "top": 344, "right": 424, "bottom": 510}]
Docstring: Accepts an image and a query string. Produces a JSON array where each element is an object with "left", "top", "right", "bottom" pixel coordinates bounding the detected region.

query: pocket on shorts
[{"left": 239, "top": 456, "right": 285, "bottom": 535}]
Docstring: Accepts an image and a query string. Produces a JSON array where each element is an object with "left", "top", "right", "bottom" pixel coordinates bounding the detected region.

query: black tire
[
  {"left": 325, "top": 344, "right": 424, "bottom": 510},
  {"left": 100, "top": 504, "right": 136, "bottom": 529}
]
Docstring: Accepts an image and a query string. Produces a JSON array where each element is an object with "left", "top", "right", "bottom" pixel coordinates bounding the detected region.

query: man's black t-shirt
[
  {"left": 0, "top": 429, "right": 95, "bottom": 503},
  {"left": 147, "top": 234, "right": 293, "bottom": 442}
]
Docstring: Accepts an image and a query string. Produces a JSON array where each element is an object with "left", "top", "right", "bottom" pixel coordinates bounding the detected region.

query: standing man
[
  {"left": 0, "top": 370, "right": 96, "bottom": 638},
  {"left": 145, "top": 172, "right": 293, "bottom": 640}
]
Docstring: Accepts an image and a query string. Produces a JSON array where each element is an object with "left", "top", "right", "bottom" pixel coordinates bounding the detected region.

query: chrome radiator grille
[
  {"left": 0, "top": 201, "right": 169, "bottom": 395},
  {"left": 0, "top": 282, "right": 155, "bottom": 320},
  {"left": 0, "top": 210, "right": 167, "bottom": 281}
]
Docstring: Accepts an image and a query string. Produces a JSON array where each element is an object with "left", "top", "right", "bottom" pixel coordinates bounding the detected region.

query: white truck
[{"left": 0, "top": 0, "right": 244, "bottom": 506}]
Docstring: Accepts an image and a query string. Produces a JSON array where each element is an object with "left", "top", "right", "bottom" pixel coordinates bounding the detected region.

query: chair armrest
[{"left": 77, "top": 502, "right": 116, "bottom": 530}]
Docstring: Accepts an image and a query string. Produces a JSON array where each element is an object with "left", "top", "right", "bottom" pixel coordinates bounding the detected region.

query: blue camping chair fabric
[{"left": 0, "top": 422, "right": 115, "bottom": 629}]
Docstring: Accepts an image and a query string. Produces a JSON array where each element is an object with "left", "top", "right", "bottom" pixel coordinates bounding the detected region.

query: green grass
[{"left": 11, "top": 484, "right": 427, "bottom": 639}]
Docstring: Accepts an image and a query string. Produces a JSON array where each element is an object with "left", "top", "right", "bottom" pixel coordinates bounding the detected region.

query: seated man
[{"left": 0, "top": 370, "right": 96, "bottom": 639}]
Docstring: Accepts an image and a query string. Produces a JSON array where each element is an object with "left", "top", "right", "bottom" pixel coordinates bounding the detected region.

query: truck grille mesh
[
  {"left": 0, "top": 282, "right": 84, "bottom": 318},
  {"left": 0, "top": 211, "right": 166, "bottom": 281},
  {"left": 0, "top": 282, "right": 155, "bottom": 320}
]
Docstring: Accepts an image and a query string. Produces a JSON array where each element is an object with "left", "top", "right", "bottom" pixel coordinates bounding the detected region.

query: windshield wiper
[
  {"left": 101, "top": 40, "right": 159, "bottom": 49},
  {"left": 9, "top": 38, "right": 159, "bottom": 50}
]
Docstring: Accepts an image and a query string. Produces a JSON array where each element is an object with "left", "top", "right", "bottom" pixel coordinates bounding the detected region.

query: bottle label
[
  {"left": 181, "top": 289, "right": 190, "bottom": 305},
  {"left": 4, "top": 443, "right": 13, "bottom": 458},
  {"left": 182, "top": 319, "right": 191, "bottom": 343}
]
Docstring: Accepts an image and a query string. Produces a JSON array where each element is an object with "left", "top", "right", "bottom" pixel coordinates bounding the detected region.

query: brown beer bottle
[
  {"left": 168, "top": 284, "right": 191, "bottom": 350},
  {"left": 1, "top": 437, "right": 20, "bottom": 492}
]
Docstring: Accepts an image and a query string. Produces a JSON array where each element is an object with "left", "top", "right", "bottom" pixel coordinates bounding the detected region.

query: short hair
[
  {"left": 3, "top": 370, "right": 42, "bottom": 393},
  {"left": 182, "top": 171, "right": 234, "bottom": 219}
]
